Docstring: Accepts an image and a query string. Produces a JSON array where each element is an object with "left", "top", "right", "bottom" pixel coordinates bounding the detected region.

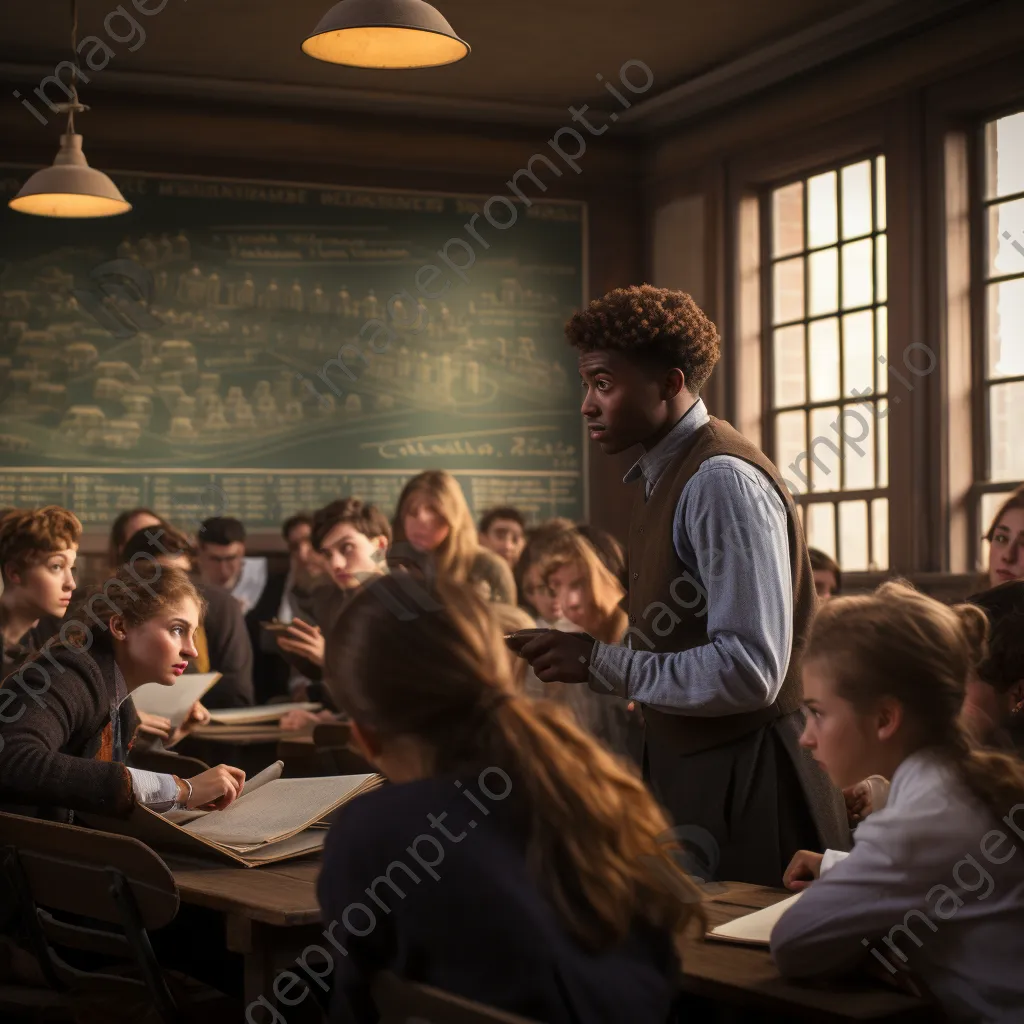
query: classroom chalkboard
[{"left": 0, "top": 168, "right": 586, "bottom": 531}]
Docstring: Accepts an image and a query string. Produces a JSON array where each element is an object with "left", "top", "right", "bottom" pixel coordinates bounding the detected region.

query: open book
[
  {"left": 205, "top": 702, "right": 322, "bottom": 726},
  {"left": 131, "top": 673, "right": 221, "bottom": 728},
  {"left": 85, "top": 762, "right": 382, "bottom": 866},
  {"left": 705, "top": 892, "right": 803, "bottom": 947}
]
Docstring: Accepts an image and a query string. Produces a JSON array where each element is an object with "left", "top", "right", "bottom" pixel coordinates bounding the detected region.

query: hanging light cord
[{"left": 67, "top": 0, "right": 83, "bottom": 134}]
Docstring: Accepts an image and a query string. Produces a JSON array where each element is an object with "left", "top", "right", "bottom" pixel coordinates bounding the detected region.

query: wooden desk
[
  {"left": 684, "top": 884, "right": 932, "bottom": 1022},
  {"left": 166, "top": 864, "right": 930, "bottom": 1024},
  {"left": 169, "top": 853, "right": 325, "bottom": 1016}
]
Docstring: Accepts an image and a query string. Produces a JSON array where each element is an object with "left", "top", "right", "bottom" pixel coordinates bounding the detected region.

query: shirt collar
[
  {"left": 114, "top": 662, "right": 131, "bottom": 709},
  {"left": 623, "top": 398, "right": 710, "bottom": 493}
]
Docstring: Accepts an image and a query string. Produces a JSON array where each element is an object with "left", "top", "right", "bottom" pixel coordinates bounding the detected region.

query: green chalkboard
[{"left": 0, "top": 168, "right": 586, "bottom": 529}]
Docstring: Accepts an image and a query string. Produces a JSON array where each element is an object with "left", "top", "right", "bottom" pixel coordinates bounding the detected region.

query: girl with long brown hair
[
  {"left": 389, "top": 470, "right": 515, "bottom": 603},
  {"left": 0, "top": 565, "right": 244, "bottom": 822},
  {"left": 528, "top": 529, "right": 641, "bottom": 759},
  {"left": 771, "top": 581, "right": 1024, "bottom": 1020},
  {"left": 985, "top": 484, "right": 1024, "bottom": 589},
  {"left": 318, "top": 574, "right": 703, "bottom": 1024}
]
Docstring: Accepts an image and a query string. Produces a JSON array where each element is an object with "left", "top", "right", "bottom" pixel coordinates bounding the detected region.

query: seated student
[
  {"left": 842, "top": 578, "right": 1024, "bottom": 825},
  {"left": 529, "top": 529, "right": 640, "bottom": 760},
  {"left": 0, "top": 506, "right": 80, "bottom": 680},
  {"left": 961, "top": 579, "right": 1024, "bottom": 752},
  {"left": 985, "top": 485, "right": 1024, "bottom": 588},
  {"left": 107, "top": 506, "right": 165, "bottom": 571},
  {"left": 317, "top": 575, "right": 703, "bottom": 1024},
  {"left": 195, "top": 515, "right": 268, "bottom": 616},
  {"left": 0, "top": 565, "right": 245, "bottom": 823},
  {"left": 808, "top": 548, "right": 841, "bottom": 602},
  {"left": 121, "top": 526, "right": 254, "bottom": 708},
  {"left": 478, "top": 506, "right": 527, "bottom": 569},
  {"left": 389, "top": 470, "right": 516, "bottom": 604},
  {"left": 246, "top": 512, "right": 323, "bottom": 705},
  {"left": 514, "top": 518, "right": 575, "bottom": 627},
  {"left": 276, "top": 498, "right": 392, "bottom": 731},
  {"left": 771, "top": 581, "right": 1024, "bottom": 1021}
]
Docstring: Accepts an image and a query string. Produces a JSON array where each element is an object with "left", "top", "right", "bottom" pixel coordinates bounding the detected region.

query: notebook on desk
[
  {"left": 705, "top": 892, "right": 803, "bottom": 947},
  {"left": 85, "top": 761, "right": 382, "bottom": 866}
]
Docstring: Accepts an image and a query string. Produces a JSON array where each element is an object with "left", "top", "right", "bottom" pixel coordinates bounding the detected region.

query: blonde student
[
  {"left": 390, "top": 470, "right": 516, "bottom": 603},
  {"left": 317, "top": 575, "right": 704, "bottom": 1024},
  {"left": 771, "top": 581, "right": 1024, "bottom": 1022},
  {"left": 0, "top": 565, "right": 245, "bottom": 823}
]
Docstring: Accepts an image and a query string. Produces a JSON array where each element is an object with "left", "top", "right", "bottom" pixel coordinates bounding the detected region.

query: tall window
[
  {"left": 763, "top": 155, "right": 889, "bottom": 571},
  {"left": 977, "top": 110, "right": 1024, "bottom": 559}
]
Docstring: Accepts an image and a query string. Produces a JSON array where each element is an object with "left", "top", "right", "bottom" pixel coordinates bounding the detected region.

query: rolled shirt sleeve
[
  {"left": 588, "top": 455, "right": 794, "bottom": 716},
  {"left": 126, "top": 767, "right": 180, "bottom": 811}
]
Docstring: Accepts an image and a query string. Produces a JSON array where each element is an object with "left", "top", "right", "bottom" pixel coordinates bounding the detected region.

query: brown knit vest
[{"left": 626, "top": 416, "right": 814, "bottom": 755}]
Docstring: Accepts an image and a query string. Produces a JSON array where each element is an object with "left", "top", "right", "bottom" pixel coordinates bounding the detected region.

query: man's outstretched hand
[{"left": 511, "top": 629, "right": 597, "bottom": 683}]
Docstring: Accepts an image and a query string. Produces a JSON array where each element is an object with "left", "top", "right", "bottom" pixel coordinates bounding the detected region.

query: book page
[
  {"left": 161, "top": 759, "right": 284, "bottom": 826},
  {"left": 182, "top": 774, "right": 376, "bottom": 847},
  {"left": 131, "top": 673, "right": 221, "bottom": 728},
  {"left": 707, "top": 892, "right": 803, "bottom": 946},
  {"left": 206, "top": 702, "right": 321, "bottom": 725}
]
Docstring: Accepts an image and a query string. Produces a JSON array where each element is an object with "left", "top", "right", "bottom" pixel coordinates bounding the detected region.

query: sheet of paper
[
  {"left": 707, "top": 892, "right": 804, "bottom": 946},
  {"left": 206, "top": 702, "right": 321, "bottom": 725},
  {"left": 182, "top": 774, "right": 376, "bottom": 847},
  {"left": 131, "top": 672, "right": 221, "bottom": 728}
]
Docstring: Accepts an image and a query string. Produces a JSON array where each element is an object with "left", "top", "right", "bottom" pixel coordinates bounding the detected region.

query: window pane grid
[
  {"left": 765, "top": 154, "right": 888, "bottom": 571},
  {"left": 980, "top": 110, "right": 1024, "bottom": 522}
]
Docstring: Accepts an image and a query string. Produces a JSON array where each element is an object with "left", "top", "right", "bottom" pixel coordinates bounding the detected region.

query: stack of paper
[
  {"left": 86, "top": 761, "right": 382, "bottom": 866},
  {"left": 205, "top": 702, "right": 322, "bottom": 726},
  {"left": 705, "top": 892, "right": 804, "bottom": 946}
]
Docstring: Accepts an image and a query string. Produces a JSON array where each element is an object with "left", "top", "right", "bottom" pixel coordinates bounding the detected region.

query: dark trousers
[{"left": 643, "top": 715, "right": 824, "bottom": 888}]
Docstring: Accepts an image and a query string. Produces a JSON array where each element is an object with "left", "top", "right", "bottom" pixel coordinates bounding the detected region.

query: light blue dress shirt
[{"left": 589, "top": 399, "right": 795, "bottom": 717}]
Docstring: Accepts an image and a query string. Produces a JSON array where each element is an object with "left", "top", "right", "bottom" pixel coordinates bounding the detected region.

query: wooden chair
[
  {"left": 128, "top": 748, "right": 210, "bottom": 778},
  {"left": 372, "top": 971, "right": 539, "bottom": 1023},
  {"left": 312, "top": 721, "right": 375, "bottom": 775},
  {"left": 0, "top": 812, "right": 235, "bottom": 1023}
]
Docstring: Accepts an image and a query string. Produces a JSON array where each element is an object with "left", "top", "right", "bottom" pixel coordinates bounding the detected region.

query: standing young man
[{"left": 517, "top": 285, "right": 847, "bottom": 886}]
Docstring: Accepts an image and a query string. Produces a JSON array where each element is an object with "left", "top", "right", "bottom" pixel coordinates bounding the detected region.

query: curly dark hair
[{"left": 564, "top": 285, "right": 721, "bottom": 393}]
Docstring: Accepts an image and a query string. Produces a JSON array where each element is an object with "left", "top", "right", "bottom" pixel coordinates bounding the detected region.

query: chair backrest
[
  {"left": 0, "top": 812, "right": 178, "bottom": 931},
  {"left": 0, "top": 811, "right": 181, "bottom": 1020},
  {"left": 372, "top": 971, "right": 540, "bottom": 1024}
]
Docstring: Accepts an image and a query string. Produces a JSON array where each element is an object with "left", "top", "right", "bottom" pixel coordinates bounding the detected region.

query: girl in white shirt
[{"left": 771, "top": 581, "right": 1024, "bottom": 1023}]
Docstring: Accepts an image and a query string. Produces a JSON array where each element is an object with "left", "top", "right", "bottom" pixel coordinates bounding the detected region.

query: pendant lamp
[
  {"left": 302, "top": 0, "right": 470, "bottom": 69},
  {"left": 9, "top": 0, "right": 130, "bottom": 218}
]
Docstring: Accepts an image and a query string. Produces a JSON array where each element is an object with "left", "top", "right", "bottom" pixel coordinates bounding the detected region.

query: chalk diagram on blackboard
[{"left": 0, "top": 173, "right": 586, "bottom": 525}]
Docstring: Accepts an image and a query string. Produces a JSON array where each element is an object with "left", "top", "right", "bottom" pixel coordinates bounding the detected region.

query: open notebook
[
  {"left": 85, "top": 761, "right": 382, "bottom": 866},
  {"left": 131, "top": 673, "right": 221, "bottom": 728},
  {"left": 705, "top": 892, "right": 803, "bottom": 947}
]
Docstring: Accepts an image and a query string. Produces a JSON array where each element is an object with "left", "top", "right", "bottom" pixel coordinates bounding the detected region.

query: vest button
[
  {"left": 632, "top": 572, "right": 639, "bottom": 580},
  {"left": 638, "top": 526, "right": 644, "bottom": 534},
  {"left": 628, "top": 614, "right": 636, "bottom": 624}
]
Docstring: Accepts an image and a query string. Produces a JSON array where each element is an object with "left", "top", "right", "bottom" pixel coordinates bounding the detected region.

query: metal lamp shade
[
  {"left": 9, "top": 133, "right": 131, "bottom": 218},
  {"left": 303, "top": 0, "right": 470, "bottom": 68}
]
